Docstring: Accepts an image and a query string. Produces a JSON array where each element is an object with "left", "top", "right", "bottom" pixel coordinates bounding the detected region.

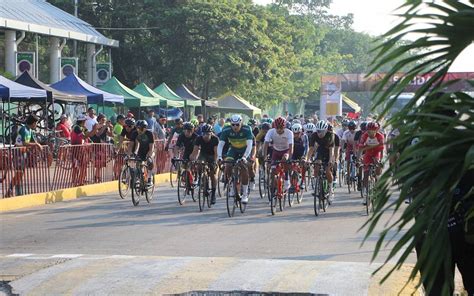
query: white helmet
[
  {"left": 315, "top": 120, "right": 329, "bottom": 132},
  {"left": 304, "top": 123, "right": 315, "bottom": 132},
  {"left": 230, "top": 114, "right": 242, "bottom": 124},
  {"left": 291, "top": 123, "right": 303, "bottom": 133},
  {"left": 292, "top": 119, "right": 301, "bottom": 125}
]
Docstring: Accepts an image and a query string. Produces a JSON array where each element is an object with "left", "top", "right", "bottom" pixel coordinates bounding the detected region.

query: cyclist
[
  {"left": 134, "top": 120, "right": 155, "bottom": 186},
  {"left": 174, "top": 122, "right": 199, "bottom": 198},
  {"left": 328, "top": 124, "right": 340, "bottom": 188},
  {"left": 248, "top": 118, "right": 259, "bottom": 137},
  {"left": 256, "top": 122, "right": 272, "bottom": 165},
  {"left": 342, "top": 121, "right": 358, "bottom": 181},
  {"left": 304, "top": 122, "right": 315, "bottom": 141},
  {"left": 190, "top": 124, "right": 219, "bottom": 204},
  {"left": 336, "top": 119, "right": 349, "bottom": 140},
  {"left": 263, "top": 116, "right": 294, "bottom": 192},
  {"left": 217, "top": 114, "right": 254, "bottom": 204},
  {"left": 358, "top": 122, "right": 384, "bottom": 205},
  {"left": 307, "top": 120, "right": 335, "bottom": 198},
  {"left": 117, "top": 118, "right": 138, "bottom": 155},
  {"left": 355, "top": 121, "right": 368, "bottom": 191},
  {"left": 291, "top": 123, "right": 308, "bottom": 190}
]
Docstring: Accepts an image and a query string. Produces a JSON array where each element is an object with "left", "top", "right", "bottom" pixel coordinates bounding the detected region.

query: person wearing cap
[
  {"left": 56, "top": 114, "right": 71, "bottom": 139},
  {"left": 155, "top": 114, "right": 167, "bottom": 140},
  {"left": 71, "top": 114, "right": 99, "bottom": 145},
  {"left": 85, "top": 107, "right": 98, "bottom": 133}
]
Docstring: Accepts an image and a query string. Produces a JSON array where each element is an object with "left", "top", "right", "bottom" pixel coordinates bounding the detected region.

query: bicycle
[
  {"left": 312, "top": 160, "right": 331, "bottom": 216},
  {"left": 129, "top": 156, "right": 156, "bottom": 206},
  {"left": 287, "top": 160, "right": 305, "bottom": 207},
  {"left": 267, "top": 159, "right": 290, "bottom": 215},
  {"left": 172, "top": 158, "right": 197, "bottom": 205},
  {"left": 196, "top": 160, "right": 214, "bottom": 212},
  {"left": 346, "top": 153, "right": 358, "bottom": 194},
  {"left": 118, "top": 154, "right": 132, "bottom": 199},
  {"left": 258, "top": 159, "right": 270, "bottom": 200},
  {"left": 338, "top": 153, "right": 346, "bottom": 188},
  {"left": 169, "top": 150, "right": 181, "bottom": 188},
  {"left": 362, "top": 158, "right": 380, "bottom": 215},
  {"left": 222, "top": 159, "right": 248, "bottom": 217}
]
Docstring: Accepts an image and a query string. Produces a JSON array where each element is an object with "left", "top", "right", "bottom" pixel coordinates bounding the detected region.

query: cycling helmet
[
  {"left": 136, "top": 120, "right": 148, "bottom": 129},
  {"left": 274, "top": 116, "right": 286, "bottom": 128},
  {"left": 260, "top": 122, "right": 271, "bottom": 131},
  {"left": 305, "top": 123, "right": 315, "bottom": 132},
  {"left": 367, "top": 122, "right": 379, "bottom": 131},
  {"left": 248, "top": 118, "right": 257, "bottom": 126},
  {"left": 183, "top": 122, "right": 194, "bottom": 130},
  {"left": 116, "top": 114, "right": 125, "bottom": 121},
  {"left": 230, "top": 114, "right": 242, "bottom": 124},
  {"left": 342, "top": 119, "right": 349, "bottom": 127},
  {"left": 315, "top": 120, "right": 329, "bottom": 132},
  {"left": 291, "top": 123, "right": 303, "bottom": 133},
  {"left": 292, "top": 119, "right": 301, "bottom": 125},
  {"left": 327, "top": 124, "right": 333, "bottom": 132},
  {"left": 360, "top": 121, "right": 368, "bottom": 131},
  {"left": 267, "top": 118, "right": 274, "bottom": 124},
  {"left": 190, "top": 118, "right": 199, "bottom": 126},
  {"left": 125, "top": 118, "right": 136, "bottom": 126},
  {"left": 348, "top": 121, "right": 356, "bottom": 130},
  {"left": 175, "top": 118, "right": 183, "bottom": 124},
  {"left": 201, "top": 124, "right": 213, "bottom": 133}
]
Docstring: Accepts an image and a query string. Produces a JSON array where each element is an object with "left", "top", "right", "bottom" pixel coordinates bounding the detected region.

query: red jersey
[
  {"left": 56, "top": 123, "right": 71, "bottom": 139},
  {"left": 359, "top": 132, "right": 384, "bottom": 158}
]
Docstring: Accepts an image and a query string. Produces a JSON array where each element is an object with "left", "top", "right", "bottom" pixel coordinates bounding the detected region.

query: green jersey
[{"left": 219, "top": 125, "right": 253, "bottom": 151}]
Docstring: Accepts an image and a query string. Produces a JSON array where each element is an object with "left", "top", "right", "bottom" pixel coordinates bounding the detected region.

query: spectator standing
[
  {"left": 214, "top": 118, "right": 225, "bottom": 134},
  {"left": 85, "top": 107, "right": 98, "bottom": 132},
  {"left": 113, "top": 114, "right": 126, "bottom": 147},
  {"left": 145, "top": 109, "right": 157, "bottom": 133},
  {"left": 155, "top": 114, "right": 167, "bottom": 140}
]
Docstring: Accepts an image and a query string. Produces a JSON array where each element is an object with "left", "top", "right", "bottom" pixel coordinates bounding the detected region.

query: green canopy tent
[
  {"left": 154, "top": 83, "right": 201, "bottom": 119},
  {"left": 134, "top": 83, "right": 184, "bottom": 108}
]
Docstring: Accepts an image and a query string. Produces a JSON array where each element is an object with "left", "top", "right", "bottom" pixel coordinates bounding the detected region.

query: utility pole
[{"left": 73, "top": 0, "right": 78, "bottom": 56}]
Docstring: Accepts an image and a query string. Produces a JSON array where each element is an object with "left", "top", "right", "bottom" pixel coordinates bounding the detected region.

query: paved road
[{"left": 0, "top": 182, "right": 419, "bottom": 295}]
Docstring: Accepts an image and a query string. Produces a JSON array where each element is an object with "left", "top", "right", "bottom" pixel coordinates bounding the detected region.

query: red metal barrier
[
  {"left": 52, "top": 143, "right": 115, "bottom": 190},
  {"left": 0, "top": 146, "right": 52, "bottom": 198},
  {"left": 1, "top": 141, "right": 174, "bottom": 199}
]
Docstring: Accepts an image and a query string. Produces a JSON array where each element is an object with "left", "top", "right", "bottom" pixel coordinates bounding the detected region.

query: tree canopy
[{"left": 47, "top": 0, "right": 411, "bottom": 109}]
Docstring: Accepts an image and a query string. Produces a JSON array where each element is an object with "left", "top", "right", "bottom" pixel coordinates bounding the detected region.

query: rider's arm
[
  {"left": 217, "top": 140, "right": 225, "bottom": 159},
  {"left": 303, "top": 134, "right": 309, "bottom": 157},
  {"left": 134, "top": 139, "right": 140, "bottom": 155},
  {"left": 263, "top": 141, "right": 269, "bottom": 159},
  {"left": 190, "top": 145, "right": 200, "bottom": 161},
  {"left": 243, "top": 139, "right": 253, "bottom": 159},
  {"left": 213, "top": 145, "right": 218, "bottom": 162}
]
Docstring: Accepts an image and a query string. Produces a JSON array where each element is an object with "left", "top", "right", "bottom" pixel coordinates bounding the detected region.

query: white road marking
[
  {"left": 50, "top": 254, "right": 83, "bottom": 259},
  {"left": 6, "top": 253, "right": 34, "bottom": 257}
]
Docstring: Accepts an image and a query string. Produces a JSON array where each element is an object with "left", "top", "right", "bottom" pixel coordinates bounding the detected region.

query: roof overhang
[{"left": 0, "top": 18, "right": 119, "bottom": 47}]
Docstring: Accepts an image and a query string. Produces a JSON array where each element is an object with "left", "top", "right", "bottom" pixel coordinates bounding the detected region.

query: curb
[{"left": 0, "top": 173, "right": 174, "bottom": 212}]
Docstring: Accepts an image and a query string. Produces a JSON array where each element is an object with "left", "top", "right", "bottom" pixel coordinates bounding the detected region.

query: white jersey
[
  {"left": 342, "top": 130, "right": 357, "bottom": 147},
  {"left": 264, "top": 128, "right": 294, "bottom": 152},
  {"left": 336, "top": 128, "right": 345, "bottom": 139}
]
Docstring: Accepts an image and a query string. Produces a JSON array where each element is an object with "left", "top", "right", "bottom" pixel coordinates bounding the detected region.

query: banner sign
[
  {"left": 96, "top": 63, "right": 111, "bottom": 86},
  {"left": 17, "top": 52, "right": 35, "bottom": 76},
  {"left": 60, "top": 57, "right": 78, "bottom": 79}
]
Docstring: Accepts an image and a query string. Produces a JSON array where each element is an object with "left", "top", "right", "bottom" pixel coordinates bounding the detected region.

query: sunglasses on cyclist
[{"left": 231, "top": 123, "right": 240, "bottom": 127}]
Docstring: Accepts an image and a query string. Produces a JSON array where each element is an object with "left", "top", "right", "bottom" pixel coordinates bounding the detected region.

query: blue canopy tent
[{"left": 50, "top": 74, "right": 124, "bottom": 105}]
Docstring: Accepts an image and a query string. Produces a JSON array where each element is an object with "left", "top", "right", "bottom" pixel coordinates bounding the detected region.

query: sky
[{"left": 253, "top": 0, "right": 474, "bottom": 72}]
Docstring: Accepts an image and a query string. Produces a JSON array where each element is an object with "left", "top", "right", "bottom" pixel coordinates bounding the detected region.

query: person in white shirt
[
  {"left": 85, "top": 107, "right": 98, "bottom": 132},
  {"left": 263, "top": 116, "right": 294, "bottom": 191}
]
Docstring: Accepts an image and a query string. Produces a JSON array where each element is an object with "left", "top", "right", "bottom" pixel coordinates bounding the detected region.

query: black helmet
[
  {"left": 348, "top": 121, "right": 356, "bottom": 130},
  {"left": 260, "top": 122, "right": 271, "bottom": 131},
  {"left": 136, "top": 120, "right": 148, "bottom": 128},
  {"left": 125, "top": 118, "right": 136, "bottom": 126},
  {"left": 360, "top": 121, "right": 368, "bottom": 131},
  {"left": 183, "top": 122, "right": 194, "bottom": 130},
  {"left": 175, "top": 118, "right": 183, "bottom": 124},
  {"left": 116, "top": 114, "right": 125, "bottom": 121},
  {"left": 201, "top": 124, "right": 213, "bottom": 133}
]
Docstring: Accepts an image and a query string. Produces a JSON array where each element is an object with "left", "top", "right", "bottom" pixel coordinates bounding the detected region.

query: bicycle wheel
[
  {"left": 198, "top": 173, "right": 206, "bottom": 212},
  {"left": 118, "top": 166, "right": 130, "bottom": 199},
  {"left": 320, "top": 178, "right": 327, "bottom": 212},
  {"left": 145, "top": 173, "right": 155, "bottom": 204},
  {"left": 217, "top": 168, "right": 223, "bottom": 198},
  {"left": 131, "top": 170, "right": 140, "bottom": 206},
  {"left": 190, "top": 171, "right": 197, "bottom": 202},
  {"left": 177, "top": 170, "right": 187, "bottom": 205},
  {"left": 313, "top": 177, "right": 320, "bottom": 216},
  {"left": 226, "top": 178, "right": 236, "bottom": 217},
  {"left": 258, "top": 165, "right": 266, "bottom": 199},
  {"left": 287, "top": 173, "right": 297, "bottom": 207},
  {"left": 206, "top": 174, "right": 212, "bottom": 208},
  {"left": 306, "top": 165, "right": 312, "bottom": 192},
  {"left": 270, "top": 187, "right": 277, "bottom": 216},
  {"left": 170, "top": 163, "right": 176, "bottom": 188}
]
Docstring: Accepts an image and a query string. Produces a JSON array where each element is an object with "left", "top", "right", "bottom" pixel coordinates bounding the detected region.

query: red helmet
[
  {"left": 274, "top": 116, "right": 286, "bottom": 128},
  {"left": 367, "top": 122, "right": 379, "bottom": 131}
]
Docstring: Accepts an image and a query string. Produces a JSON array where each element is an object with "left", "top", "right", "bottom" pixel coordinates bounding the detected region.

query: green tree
[{"left": 365, "top": 1, "right": 474, "bottom": 294}]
